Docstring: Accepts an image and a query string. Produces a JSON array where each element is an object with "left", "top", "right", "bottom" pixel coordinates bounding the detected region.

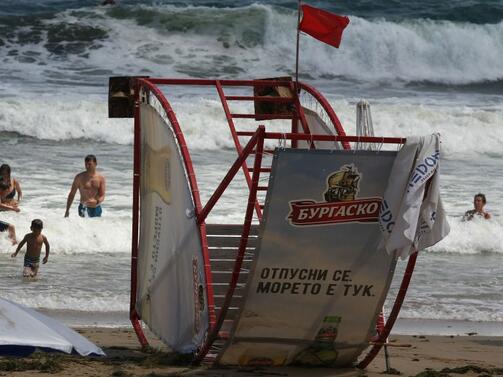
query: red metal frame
[
  {"left": 128, "top": 77, "right": 417, "bottom": 369},
  {"left": 215, "top": 81, "right": 263, "bottom": 218},
  {"left": 130, "top": 81, "right": 149, "bottom": 348},
  {"left": 195, "top": 126, "right": 265, "bottom": 363}
]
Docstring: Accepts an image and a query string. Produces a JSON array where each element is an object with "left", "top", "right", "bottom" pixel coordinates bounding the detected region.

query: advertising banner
[
  {"left": 219, "top": 149, "right": 397, "bottom": 366},
  {"left": 136, "top": 104, "right": 208, "bottom": 353}
]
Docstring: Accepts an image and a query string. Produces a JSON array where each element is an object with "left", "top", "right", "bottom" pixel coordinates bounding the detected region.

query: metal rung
[
  {"left": 218, "top": 331, "right": 230, "bottom": 340},
  {"left": 225, "top": 96, "right": 294, "bottom": 102},
  {"left": 230, "top": 113, "right": 294, "bottom": 119},
  {"left": 257, "top": 186, "right": 268, "bottom": 191},
  {"left": 251, "top": 149, "right": 275, "bottom": 154},
  {"left": 249, "top": 168, "right": 272, "bottom": 173}
]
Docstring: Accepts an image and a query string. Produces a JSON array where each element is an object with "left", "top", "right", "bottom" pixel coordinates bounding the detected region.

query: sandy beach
[{"left": 1, "top": 327, "right": 502, "bottom": 377}]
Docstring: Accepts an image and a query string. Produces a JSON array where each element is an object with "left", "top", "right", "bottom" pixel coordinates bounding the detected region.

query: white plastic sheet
[{"left": 0, "top": 297, "right": 105, "bottom": 356}]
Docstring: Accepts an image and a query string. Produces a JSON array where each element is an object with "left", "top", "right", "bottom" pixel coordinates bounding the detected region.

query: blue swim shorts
[
  {"left": 24, "top": 255, "right": 40, "bottom": 268},
  {"left": 78, "top": 204, "right": 103, "bottom": 218}
]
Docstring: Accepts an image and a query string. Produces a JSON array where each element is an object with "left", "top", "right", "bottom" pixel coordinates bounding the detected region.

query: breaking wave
[{"left": 0, "top": 3, "right": 502, "bottom": 86}]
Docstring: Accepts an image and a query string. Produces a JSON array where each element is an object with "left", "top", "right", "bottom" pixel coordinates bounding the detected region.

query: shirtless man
[
  {"left": 65, "top": 155, "right": 106, "bottom": 218},
  {"left": 11, "top": 219, "right": 49, "bottom": 278}
]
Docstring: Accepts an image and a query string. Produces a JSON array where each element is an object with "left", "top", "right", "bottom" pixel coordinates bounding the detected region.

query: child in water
[{"left": 11, "top": 219, "right": 50, "bottom": 278}]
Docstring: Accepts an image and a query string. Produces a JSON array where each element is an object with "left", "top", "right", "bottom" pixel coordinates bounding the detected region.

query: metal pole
[
  {"left": 295, "top": 0, "right": 301, "bottom": 90},
  {"left": 384, "top": 343, "right": 391, "bottom": 372},
  {"left": 130, "top": 80, "right": 149, "bottom": 348}
]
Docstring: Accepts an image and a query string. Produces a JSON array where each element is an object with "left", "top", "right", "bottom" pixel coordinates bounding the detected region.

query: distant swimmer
[
  {"left": 101, "top": 0, "right": 116, "bottom": 5},
  {"left": 0, "top": 164, "right": 22, "bottom": 212},
  {"left": 65, "top": 154, "right": 106, "bottom": 218},
  {"left": 463, "top": 193, "right": 491, "bottom": 221},
  {"left": 0, "top": 219, "right": 17, "bottom": 245},
  {"left": 11, "top": 219, "right": 50, "bottom": 278},
  {"left": 0, "top": 181, "right": 20, "bottom": 212}
]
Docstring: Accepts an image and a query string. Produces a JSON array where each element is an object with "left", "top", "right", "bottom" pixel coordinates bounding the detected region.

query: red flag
[{"left": 298, "top": 4, "right": 350, "bottom": 48}]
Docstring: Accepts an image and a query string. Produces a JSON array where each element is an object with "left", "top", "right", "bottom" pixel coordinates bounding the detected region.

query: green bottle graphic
[{"left": 294, "top": 315, "right": 341, "bottom": 366}]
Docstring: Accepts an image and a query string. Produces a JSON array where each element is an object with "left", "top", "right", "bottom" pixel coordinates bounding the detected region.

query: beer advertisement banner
[
  {"left": 136, "top": 104, "right": 208, "bottom": 353},
  {"left": 219, "top": 149, "right": 398, "bottom": 367}
]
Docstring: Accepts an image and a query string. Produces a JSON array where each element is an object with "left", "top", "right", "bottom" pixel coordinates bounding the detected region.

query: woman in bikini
[{"left": 0, "top": 164, "right": 22, "bottom": 212}]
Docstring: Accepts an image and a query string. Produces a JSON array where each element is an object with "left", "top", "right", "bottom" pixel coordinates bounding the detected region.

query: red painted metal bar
[
  {"left": 144, "top": 77, "right": 351, "bottom": 151},
  {"left": 357, "top": 252, "right": 419, "bottom": 369},
  {"left": 299, "top": 82, "right": 351, "bottom": 150},
  {"left": 130, "top": 81, "right": 149, "bottom": 348},
  {"left": 289, "top": 81, "right": 312, "bottom": 145},
  {"left": 215, "top": 80, "right": 262, "bottom": 218},
  {"left": 231, "top": 113, "right": 294, "bottom": 119},
  {"left": 195, "top": 126, "right": 266, "bottom": 364},
  {"left": 197, "top": 129, "right": 263, "bottom": 225},
  {"left": 225, "top": 96, "right": 294, "bottom": 103},
  {"left": 291, "top": 114, "right": 299, "bottom": 148},
  {"left": 147, "top": 78, "right": 293, "bottom": 88},
  {"left": 249, "top": 167, "right": 272, "bottom": 173},
  {"left": 137, "top": 78, "right": 217, "bottom": 328},
  {"left": 235, "top": 131, "right": 406, "bottom": 144}
]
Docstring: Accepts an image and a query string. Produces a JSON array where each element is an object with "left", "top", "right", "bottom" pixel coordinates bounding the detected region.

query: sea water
[{"left": 0, "top": 0, "right": 502, "bottom": 332}]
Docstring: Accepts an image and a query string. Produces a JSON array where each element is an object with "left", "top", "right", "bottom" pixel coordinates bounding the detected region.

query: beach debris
[
  {"left": 414, "top": 365, "right": 503, "bottom": 377},
  {"left": 0, "top": 352, "right": 64, "bottom": 373}
]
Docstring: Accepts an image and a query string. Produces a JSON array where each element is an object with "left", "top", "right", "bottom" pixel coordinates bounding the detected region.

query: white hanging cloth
[{"left": 379, "top": 133, "right": 450, "bottom": 259}]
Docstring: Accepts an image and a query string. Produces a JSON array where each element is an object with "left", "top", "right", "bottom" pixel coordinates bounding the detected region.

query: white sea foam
[
  {"left": 428, "top": 216, "right": 503, "bottom": 254},
  {"left": 0, "top": 292, "right": 129, "bottom": 312},
  {"left": 2, "top": 96, "right": 502, "bottom": 160},
  {"left": 0, "top": 213, "right": 131, "bottom": 255},
  {"left": 399, "top": 304, "right": 503, "bottom": 322}
]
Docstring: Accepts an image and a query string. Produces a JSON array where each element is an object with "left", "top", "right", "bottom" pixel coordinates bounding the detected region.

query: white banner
[
  {"left": 136, "top": 104, "right": 208, "bottom": 353},
  {"left": 219, "top": 149, "right": 398, "bottom": 366}
]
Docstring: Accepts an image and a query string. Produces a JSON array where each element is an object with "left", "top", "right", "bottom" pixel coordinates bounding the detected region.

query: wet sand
[{"left": 1, "top": 327, "right": 502, "bottom": 377}]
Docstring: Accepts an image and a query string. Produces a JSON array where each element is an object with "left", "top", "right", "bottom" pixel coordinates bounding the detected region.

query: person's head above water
[
  {"left": 0, "top": 164, "right": 11, "bottom": 181},
  {"left": 474, "top": 193, "right": 487, "bottom": 212}
]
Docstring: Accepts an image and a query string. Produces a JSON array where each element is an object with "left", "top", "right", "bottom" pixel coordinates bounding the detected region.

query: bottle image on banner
[{"left": 293, "top": 315, "right": 342, "bottom": 366}]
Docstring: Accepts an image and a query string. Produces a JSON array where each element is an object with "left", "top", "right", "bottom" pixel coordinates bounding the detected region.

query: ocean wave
[
  {"left": 0, "top": 210, "right": 132, "bottom": 255},
  {"left": 0, "top": 293, "right": 129, "bottom": 312},
  {"left": 427, "top": 216, "right": 503, "bottom": 255},
  {"left": 399, "top": 304, "right": 503, "bottom": 322},
  {"left": 2, "top": 96, "right": 503, "bottom": 159},
  {"left": 0, "top": 4, "right": 502, "bottom": 86}
]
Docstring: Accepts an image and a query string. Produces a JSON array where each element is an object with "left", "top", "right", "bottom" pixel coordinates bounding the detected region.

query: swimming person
[
  {"left": 0, "top": 164, "right": 22, "bottom": 208},
  {"left": 463, "top": 193, "right": 491, "bottom": 221},
  {"left": 65, "top": 154, "right": 106, "bottom": 218},
  {"left": 11, "top": 219, "right": 49, "bottom": 278},
  {"left": 0, "top": 219, "right": 17, "bottom": 245},
  {"left": 0, "top": 181, "right": 20, "bottom": 212}
]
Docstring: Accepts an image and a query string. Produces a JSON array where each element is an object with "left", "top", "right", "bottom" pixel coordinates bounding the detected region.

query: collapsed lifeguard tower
[{"left": 109, "top": 76, "right": 430, "bottom": 368}]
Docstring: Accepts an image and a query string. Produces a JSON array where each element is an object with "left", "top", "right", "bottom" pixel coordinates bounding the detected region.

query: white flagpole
[{"left": 295, "top": 0, "right": 301, "bottom": 90}]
